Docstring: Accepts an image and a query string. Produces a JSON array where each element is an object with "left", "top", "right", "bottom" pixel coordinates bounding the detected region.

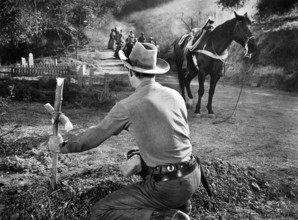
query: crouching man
[{"left": 48, "top": 41, "right": 201, "bottom": 220}]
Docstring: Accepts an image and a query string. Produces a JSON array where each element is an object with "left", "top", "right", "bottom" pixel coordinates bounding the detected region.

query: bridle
[
  {"left": 233, "top": 20, "right": 255, "bottom": 57},
  {"left": 244, "top": 36, "right": 255, "bottom": 57}
]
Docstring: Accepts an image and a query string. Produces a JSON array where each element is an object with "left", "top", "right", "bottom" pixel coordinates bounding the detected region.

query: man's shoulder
[
  {"left": 159, "top": 84, "right": 185, "bottom": 101},
  {"left": 159, "top": 83, "right": 180, "bottom": 93},
  {"left": 119, "top": 92, "right": 138, "bottom": 107}
]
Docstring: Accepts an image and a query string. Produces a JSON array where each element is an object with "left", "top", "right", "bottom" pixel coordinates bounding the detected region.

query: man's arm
[{"left": 60, "top": 102, "right": 129, "bottom": 153}]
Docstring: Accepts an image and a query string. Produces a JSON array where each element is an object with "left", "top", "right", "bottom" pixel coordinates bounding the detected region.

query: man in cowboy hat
[{"left": 47, "top": 42, "right": 201, "bottom": 220}]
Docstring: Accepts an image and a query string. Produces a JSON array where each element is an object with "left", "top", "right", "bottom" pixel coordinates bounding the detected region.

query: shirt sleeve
[{"left": 60, "top": 102, "right": 129, "bottom": 153}]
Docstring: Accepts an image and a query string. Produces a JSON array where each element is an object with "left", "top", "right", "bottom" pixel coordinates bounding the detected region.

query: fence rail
[
  {"left": 0, "top": 64, "right": 75, "bottom": 77},
  {"left": 0, "top": 64, "right": 127, "bottom": 89}
]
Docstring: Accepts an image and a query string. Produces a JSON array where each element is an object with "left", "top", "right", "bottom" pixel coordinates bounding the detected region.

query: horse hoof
[
  {"left": 208, "top": 114, "right": 215, "bottom": 118},
  {"left": 186, "top": 99, "right": 193, "bottom": 107},
  {"left": 193, "top": 113, "right": 201, "bottom": 118}
]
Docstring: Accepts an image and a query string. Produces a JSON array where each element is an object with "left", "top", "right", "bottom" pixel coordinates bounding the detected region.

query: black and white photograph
[{"left": 0, "top": 0, "right": 297, "bottom": 219}]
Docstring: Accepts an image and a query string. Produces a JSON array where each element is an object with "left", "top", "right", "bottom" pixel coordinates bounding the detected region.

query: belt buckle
[{"left": 167, "top": 165, "right": 175, "bottom": 172}]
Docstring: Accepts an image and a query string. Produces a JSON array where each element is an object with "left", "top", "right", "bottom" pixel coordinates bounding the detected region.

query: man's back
[{"left": 120, "top": 80, "right": 192, "bottom": 167}]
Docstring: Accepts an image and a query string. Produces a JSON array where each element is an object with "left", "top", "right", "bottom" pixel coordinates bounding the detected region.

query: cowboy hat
[{"left": 119, "top": 41, "right": 169, "bottom": 74}]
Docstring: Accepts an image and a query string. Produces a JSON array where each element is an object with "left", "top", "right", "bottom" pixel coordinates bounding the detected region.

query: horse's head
[{"left": 232, "top": 12, "right": 257, "bottom": 57}]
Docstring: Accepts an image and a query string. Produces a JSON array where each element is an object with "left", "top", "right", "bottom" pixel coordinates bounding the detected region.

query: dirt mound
[{"left": 1, "top": 157, "right": 297, "bottom": 219}]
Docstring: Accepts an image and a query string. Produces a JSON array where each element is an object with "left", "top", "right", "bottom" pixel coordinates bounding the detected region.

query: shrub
[
  {"left": 217, "top": 0, "right": 247, "bottom": 9},
  {"left": 117, "top": 0, "right": 174, "bottom": 18},
  {"left": 0, "top": 84, "right": 15, "bottom": 122},
  {"left": 257, "top": 0, "right": 298, "bottom": 17}
]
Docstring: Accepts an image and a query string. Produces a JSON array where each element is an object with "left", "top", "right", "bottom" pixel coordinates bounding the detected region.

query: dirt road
[
  {"left": 78, "top": 47, "right": 298, "bottom": 183},
  {"left": 1, "top": 49, "right": 298, "bottom": 219},
  {"left": 157, "top": 73, "right": 298, "bottom": 184}
]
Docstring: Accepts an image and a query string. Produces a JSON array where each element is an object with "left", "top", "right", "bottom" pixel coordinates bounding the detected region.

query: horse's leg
[
  {"left": 184, "top": 70, "right": 197, "bottom": 107},
  {"left": 206, "top": 74, "right": 221, "bottom": 116},
  {"left": 177, "top": 68, "right": 186, "bottom": 100},
  {"left": 194, "top": 72, "right": 205, "bottom": 115}
]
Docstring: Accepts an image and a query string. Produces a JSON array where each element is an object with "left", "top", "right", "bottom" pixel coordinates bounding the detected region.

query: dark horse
[{"left": 173, "top": 12, "right": 257, "bottom": 116}]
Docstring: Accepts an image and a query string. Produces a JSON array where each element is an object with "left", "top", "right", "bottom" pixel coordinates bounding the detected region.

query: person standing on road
[
  {"left": 114, "top": 27, "right": 119, "bottom": 40},
  {"left": 123, "top": 37, "right": 135, "bottom": 57},
  {"left": 48, "top": 41, "right": 201, "bottom": 220},
  {"left": 118, "top": 29, "right": 124, "bottom": 44},
  {"left": 107, "top": 29, "right": 116, "bottom": 50},
  {"left": 148, "top": 36, "right": 155, "bottom": 45},
  {"left": 138, "top": 32, "right": 146, "bottom": 43},
  {"left": 126, "top": 30, "right": 135, "bottom": 43}
]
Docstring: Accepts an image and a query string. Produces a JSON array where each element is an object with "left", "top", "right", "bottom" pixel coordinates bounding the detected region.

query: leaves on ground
[{"left": 1, "top": 146, "right": 297, "bottom": 220}]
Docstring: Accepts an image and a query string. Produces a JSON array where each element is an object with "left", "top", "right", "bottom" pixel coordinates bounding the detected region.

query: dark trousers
[{"left": 90, "top": 166, "right": 201, "bottom": 220}]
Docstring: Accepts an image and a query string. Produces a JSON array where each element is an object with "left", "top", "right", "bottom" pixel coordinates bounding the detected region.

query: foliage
[
  {"left": 0, "top": 79, "right": 117, "bottom": 107},
  {"left": 117, "top": 0, "right": 174, "bottom": 18},
  {"left": 256, "top": 0, "right": 298, "bottom": 17},
  {"left": 0, "top": 158, "right": 297, "bottom": 219},
  {"left": 216, "top": 0, "right": 247, "bottom": 9},
  {"left": 0, "top": 84, "right": 15, "bottom": 120},
  {"left": 217, "top": 0, "right": 298, "bottom": 16},
  {"left": 0, "top": 0, "right": 130, "bottom": 63}
]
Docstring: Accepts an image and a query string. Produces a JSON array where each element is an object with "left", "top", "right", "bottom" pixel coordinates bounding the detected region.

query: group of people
[{"left": 107, "top": 27, "right": 158, "bottom": 58}]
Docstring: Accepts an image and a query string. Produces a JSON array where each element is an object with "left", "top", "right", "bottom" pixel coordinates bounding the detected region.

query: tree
[
  {"left": 0, "top": 0, "right": 131, "bottom": 63},
  {"left": 217, "top": 0, "right": 247, "bottom": 9},
  {"left": 256, "top": 0, "right": 298, "bottom": 17}
]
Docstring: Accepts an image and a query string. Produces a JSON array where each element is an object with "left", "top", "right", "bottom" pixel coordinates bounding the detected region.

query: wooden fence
[
  {"left": 0, "top": 64, "right": 128, "bottom": 88},
  {"left": 11, "top": 64, "right": 69, "bottom": 77},
  {"left": 0, "top": 64, "right": 72, "bottom": 78}
]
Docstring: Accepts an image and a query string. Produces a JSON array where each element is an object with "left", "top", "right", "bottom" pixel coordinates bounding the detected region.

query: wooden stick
[
  {"left": 44, "top": 103, "right": 73, "bottom": 132},
  {"left": 51, "top": 78, "right": 65, "bottom": 189}
]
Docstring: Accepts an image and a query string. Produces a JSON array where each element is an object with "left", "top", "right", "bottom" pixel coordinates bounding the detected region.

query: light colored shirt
[{"left": 61, "top": 79, "right": 192, "bottom": 167}]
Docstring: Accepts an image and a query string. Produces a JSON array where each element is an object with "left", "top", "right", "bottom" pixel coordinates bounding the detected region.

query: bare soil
[{"left": 0, "top": 49, "right": 298, "bottom": 220}]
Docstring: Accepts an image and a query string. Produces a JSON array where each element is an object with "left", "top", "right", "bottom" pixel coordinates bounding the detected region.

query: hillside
[
  {"left": 225, "top": 13, "right": 298, "bottom": 91},
  {"left": 108, "top": 0, "right": 298, "bottom": 92}
]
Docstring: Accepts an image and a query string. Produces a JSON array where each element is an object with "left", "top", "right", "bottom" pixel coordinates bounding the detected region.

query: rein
[
  {"left": 212, "top": 57, "right": 251, "bottom": 124},
  {"left": 244, "top": 36, "right": 255, "bottom": 57},
  {"left": 211, "top": 21, "right": 254, "bottom": 124}
]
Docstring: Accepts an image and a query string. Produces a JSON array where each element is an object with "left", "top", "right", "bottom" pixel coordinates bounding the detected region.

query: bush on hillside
[
  {"left": 0, "top": 83, "right": 14, "bottom": 122},
  {"left": 257, "top": 0, "right": 298, "bottom": 17},
  {"left": 117, "top": 0, "right": 174, "bottom": 18},
  {"left": 217, "top": 0, "right": 247, "bottom": 9},
  {"left": 217, "top": 0, "right": 298, "bottom": 17},
  {"left": 0, "top": 78, "right": 121, "bottom": 107},
  {"left": 0, "top": 0, "right": 130, "bottom": 64}
]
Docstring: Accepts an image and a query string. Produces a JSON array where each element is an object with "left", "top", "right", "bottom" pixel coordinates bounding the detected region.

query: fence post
[
  {"left": 100, "top": 73, "right": 110, "bottom": 102},
  {"left": 77, "top": 64, "right": 85, "bottom": 87},
  {"left": 88, "top": 68, "right": 94, "bottom": 91}
]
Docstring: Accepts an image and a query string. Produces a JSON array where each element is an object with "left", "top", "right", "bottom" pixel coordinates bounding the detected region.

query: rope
[
  {"left": 212, "top": 58, "right": 250, "bottom": 125},
  {"left": 222, "top": 61, "right": 226, "bottom": 87}
]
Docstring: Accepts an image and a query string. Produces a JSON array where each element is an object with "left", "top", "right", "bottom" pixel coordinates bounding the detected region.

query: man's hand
[{"left": 48, "top": 134, "right": 63, "bottom": 153}]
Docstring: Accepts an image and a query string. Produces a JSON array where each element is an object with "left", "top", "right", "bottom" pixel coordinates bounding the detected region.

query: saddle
[
  {"left": 190, "top": 29, "right": 212, "bottom": 52},
  {"left": 178, "top": 34, "right": 192, "bottom": 47}
]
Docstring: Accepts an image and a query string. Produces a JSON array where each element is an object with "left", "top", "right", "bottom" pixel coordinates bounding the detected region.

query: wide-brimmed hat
[{"left": 118, "top": 41, "right": 169, "bottom": 74}]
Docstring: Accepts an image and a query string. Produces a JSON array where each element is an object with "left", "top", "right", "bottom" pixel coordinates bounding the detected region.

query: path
[
  {"left": 159, "top": 74, "right": 298, "bottom": 184},
  {"left": 86, "top": 48, "right": 298, "bottom": 183}
]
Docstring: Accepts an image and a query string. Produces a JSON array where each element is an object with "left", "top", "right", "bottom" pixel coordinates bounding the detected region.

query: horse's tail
[
  {"left": 172, "top": 36, "right": 185, "bottom": 70},
  {"left": 171, "top": 38, "right": 178, "bottom": 47}
]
